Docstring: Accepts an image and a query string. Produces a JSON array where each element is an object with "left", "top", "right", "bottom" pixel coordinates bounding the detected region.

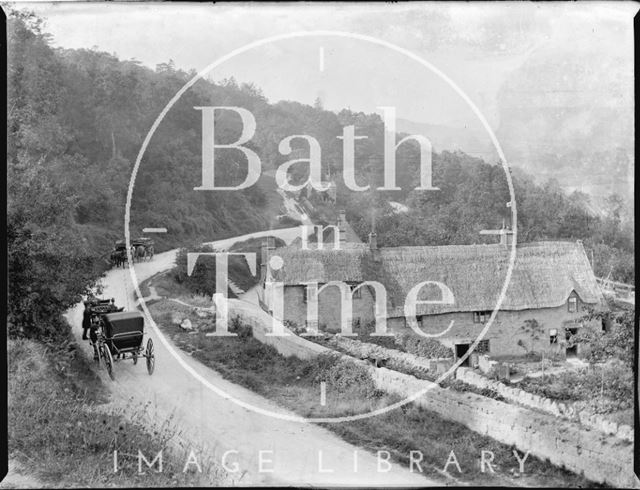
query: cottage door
[{"left": 455, "top": 343, "right": 471, "bottom": 366}]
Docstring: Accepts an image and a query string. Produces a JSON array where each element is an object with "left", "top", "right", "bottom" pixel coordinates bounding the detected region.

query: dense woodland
[{"left": 7, "top": 10, "right": 634, "bottom": 341}]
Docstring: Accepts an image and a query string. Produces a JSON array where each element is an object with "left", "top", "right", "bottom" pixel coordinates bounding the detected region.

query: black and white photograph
[{"left": 3, "top": 1, "right": 637, "bottom": 487}]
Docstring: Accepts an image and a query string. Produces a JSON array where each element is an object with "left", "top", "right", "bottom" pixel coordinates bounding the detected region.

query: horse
[
  {"left": 110, "top": 250, "right": 125, "bottom": 268},
  {"left": 116, "top": 250, "right": 128, "bottom": 268},
  {"left": 135, "top": 245, "right": 146, "bottom": 263},
  {"left": 121, "top": 250, "right": 129, "bottom": 268}
]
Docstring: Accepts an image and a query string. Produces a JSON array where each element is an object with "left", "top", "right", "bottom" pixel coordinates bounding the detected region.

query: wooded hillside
[{"left": 7, "top": 10, "right": 633, "bottom": 340}]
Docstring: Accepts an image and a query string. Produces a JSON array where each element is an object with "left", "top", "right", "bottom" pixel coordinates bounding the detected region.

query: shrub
[
  {"left": 395, "top": 332, "right": 452, "bottom": 358},
  {"left": 350, "top": 321, "right": 399, "bottom": 349},
  {"left": 229, "top": 315, "right": 252, "bottom": 339},
  {"left": 283, "top": 319, "right": 306, "bottom": 335},
  {"left": 311, "top": 353, "right": 377, "bottom": 398},
  {"left": 444, "top": 379, "right": 507, "bottom": 402},
  {"left": 276, "top": 215, "right": 303, "bottom": 227},
  {"left": 517, "top": 318, "right": 544, "bottom": 355},
  {"left": 574, "top": 310, "right": 634, "bottom": 368},
  {"left": 516, "top": 362, "right": 633, "bottom": 413}
]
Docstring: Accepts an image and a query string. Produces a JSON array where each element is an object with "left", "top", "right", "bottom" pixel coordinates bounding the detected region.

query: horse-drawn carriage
[
  {"left": 110, "top": 237, "right": 154, "bottom": 267},
  {"left": 110, "top": 241, "right": 128, "bottom": 268},
  {"left": 132, "top": 237, "right": 154, "bottom": 262},
  {"left": 84, "top": 298, "right": 155, "bottom": 380}
]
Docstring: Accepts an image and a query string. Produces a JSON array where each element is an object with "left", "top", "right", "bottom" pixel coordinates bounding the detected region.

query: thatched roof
[{"left": 266, "top": 241, "right": 605, "bottom": 316}]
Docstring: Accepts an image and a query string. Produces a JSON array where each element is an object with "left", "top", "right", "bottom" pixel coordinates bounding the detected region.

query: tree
[
  {"left": 573, "top": 310, "right": 633, "bottom": 369},
  {"left": 517, "top": 319, "right": 543, "bottom": 356}
]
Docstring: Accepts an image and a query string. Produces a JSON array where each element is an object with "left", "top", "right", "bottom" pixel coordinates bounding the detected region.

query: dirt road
[
  {"left": 201, "top": 226, "right": 303, "bottom": 251},
  {"left": 66, "top": 232, "right": 436, "bottom": 486}
]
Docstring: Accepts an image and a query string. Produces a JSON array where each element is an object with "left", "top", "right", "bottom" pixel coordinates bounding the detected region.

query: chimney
[
  {"left": 368, "top": 232, "right": 377, "bottom": 250},
  {"left": 266, "top": 236, "right": 276, "bottom": 250},
  {"left": 500, "top": 227, "right": 514, "bottom": 247},
  {"left": 480, "top": 220, "right": 515, "bottom": 248},
  {"left": 337, "top": 210, "right": 347, "bottom": 245},
  {"left": 260, "top": 237, "right": 277, "bottom": 283},
  {"left": 369, "top": 207, "right": 377, "bottom": 251}
]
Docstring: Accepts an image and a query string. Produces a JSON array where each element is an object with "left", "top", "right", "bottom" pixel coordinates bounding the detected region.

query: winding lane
[{"left": 66, "top": 226, "right": 436, "bottom": 487}]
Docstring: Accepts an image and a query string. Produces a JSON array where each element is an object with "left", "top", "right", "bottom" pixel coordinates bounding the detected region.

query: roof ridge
[
  {"left": 267, "top": 239, "right": 604, "bottom": 313},
  {"left": 274, "top": 240, "right": 581, "bottom": 253}
]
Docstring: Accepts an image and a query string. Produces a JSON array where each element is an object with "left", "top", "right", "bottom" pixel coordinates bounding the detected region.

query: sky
[{"left": 13, "top": 1, "right": 637, "bottom": 131}]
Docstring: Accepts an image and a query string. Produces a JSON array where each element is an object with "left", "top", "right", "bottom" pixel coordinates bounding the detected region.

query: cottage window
[
  {"left": 549, "top": 328, "right": 558, "bottom": 344},
  {"left": 473, "top": 311, "right": 491, "bottom": 323},
  {"left": 302, "top": 287, "right": 307, "bottom": 304},
  {"left": 568, "top": 296, "right": 578, "bottom": 313},
  {"left": 476, "top": 339, "right": 490, "bottom": 353}
]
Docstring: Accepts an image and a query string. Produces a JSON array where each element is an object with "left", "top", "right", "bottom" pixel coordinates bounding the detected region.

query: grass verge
[{"left": 8, "top": 336, "right": 223, "bottom": 487}]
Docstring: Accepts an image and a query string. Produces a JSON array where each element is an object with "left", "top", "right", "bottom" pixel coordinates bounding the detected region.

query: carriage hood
[{"left": 103, "top": 311, "right": 144, "bottom": 334}]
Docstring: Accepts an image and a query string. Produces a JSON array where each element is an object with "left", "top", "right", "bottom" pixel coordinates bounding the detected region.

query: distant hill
[
  {"left": 397, "top": 115, "right": 633, "bottom": 204},
  {"left": 396, "top": 118, "right": 492, "bottom": 161},
  {"left": 493, "top": 39, "right": 633, "bottom": 202},
  {"left": 397, "top": 39, "right": 634, "bottom": 204}
]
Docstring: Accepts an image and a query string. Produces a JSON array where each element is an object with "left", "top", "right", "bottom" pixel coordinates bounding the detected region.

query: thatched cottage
[{"left": 259, "top": 215, "right": 606, "bottom": 360}]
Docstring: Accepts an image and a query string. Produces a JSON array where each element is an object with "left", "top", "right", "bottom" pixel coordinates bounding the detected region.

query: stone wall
[
  {"left": 328, "top": 336, "right": 634, "bottom": 444},
  {"left": 233, "top": 300, "right": 634, "bottom": 487},
  {"left": 229, "top": 299, "right": 331, "bottom": 360},
  {"left": 327, "top": 336, "right": 453, "bottom": 376},
  {"left": 456, "top": 367, "right": 634, "bottom": 442},
  {"left": 369, "top": 366, "right": 635, "bottom": 488}
]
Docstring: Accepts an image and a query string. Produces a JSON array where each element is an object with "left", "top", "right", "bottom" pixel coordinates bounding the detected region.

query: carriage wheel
[
  {"left": 145, "top": 338, "right": 155, "bottom": 375},
  {"left": 93, "top": 343, "right": 101, "bottom": 368},
  {"left": 101, "top": 344, "right": 115, "bottom": 381}
]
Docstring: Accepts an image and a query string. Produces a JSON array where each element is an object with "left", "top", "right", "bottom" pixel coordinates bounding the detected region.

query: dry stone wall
[
  {"left": 456, "top": 367, "right": 634, "bottom": 442},
  {"left": 230, "top": 301, "right": 634, "bottom": 487},
  {"left": 327, "top": 335, "right": 454, "bottom": 375},
  {"left": 369, "top": 366, "right": 635, "bottom": 488},
  {"left": 229, "top": 299, "right": 330, "bottom": 360}
]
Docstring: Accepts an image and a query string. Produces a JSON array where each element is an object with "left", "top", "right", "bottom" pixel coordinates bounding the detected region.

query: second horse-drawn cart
[
  {"left": 85, "top": 299, "right": 155, "bottom": 380},
  {"left": 110, "top": 237, "right": 155, "bottom": 267}
]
